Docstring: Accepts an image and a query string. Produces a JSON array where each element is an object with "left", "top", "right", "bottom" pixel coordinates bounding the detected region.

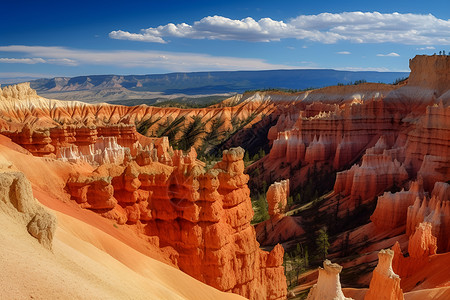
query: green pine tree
[{"left": 316, "top": 227, "right": 330, "bottom": 260}]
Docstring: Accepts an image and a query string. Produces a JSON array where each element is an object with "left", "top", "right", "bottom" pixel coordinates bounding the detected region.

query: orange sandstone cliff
[
  {"left": 364, "top": 249, "right": 404, "bottom": 300},
  {"left": 1, "top": 54, "right": 449, "bottom": 299},
  {"left": 255, "top": 56, "right": 448, "bottom": 204},
  {"left": 0, "top": 82, "right": 288, "bottom": 298},
  {"left": 251, "top": 55, "right": 449, "bottom": 299},
  {"left": 65, "top": 146, "right": 287, "bottom": 299}
]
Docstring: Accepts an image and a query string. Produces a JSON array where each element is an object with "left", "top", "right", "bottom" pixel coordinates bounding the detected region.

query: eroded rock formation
[
  {"left": 0, "top": 156, "right": 56, "bottom": 250},
  {"left": 0, "top": 82, "right": 276, "bottom": 151},
  {"left": 371, "top": 180, "right": 424, "bottom": 231},
  {"left": 256, "top": 56, "right": 449, "bottom": 215},
  {"left": 406, "top": 182, "right": 450, "bottom": 252},
  {"left": 0, "top": 54, "right": 449, "bottom": 299},
  {"left": 334, "top": 141, "right": 409, "bottom": 207},
  {"left": 66, "top": 146, "right": 287, "bottom": 300},
  {"left": 364, "top": 249, "right": 404, "bottom": 300},
  {"left": 267, "top": 179, "right": 289, "bottom": 219},
  {"left": 306, "top": 260, "right": 353, "bottom": 300},
  {"left": 392, "top": 222, "right": 438, "bottom": 278},
  {"left": 405, "top": 102, "right": 450, "bottom": 188}
]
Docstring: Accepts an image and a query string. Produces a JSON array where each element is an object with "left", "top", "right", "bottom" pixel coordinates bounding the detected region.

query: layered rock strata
[
  {"left": 0, "top": 82, "right": 276, "bottom": 150},
  {"left": 268, "top": 98, "right": 398, "bottom": 170},
  {"left": 4, "top": 123, "right": 143, "bottom": 159},
  {"left": 263, "top": 56, "right": 449, "bottom": 210},
  {"left": 334, "top": 137, "right": 409, "bottom": 207},
  {"left": 371, "top": 180, "right": 424, "bottom": 231},
  {"left": 58, "top": 136, "right": 127, "bottom": 165},
  {"left": 66, "top": 147, "right": 287, "bottom": 300},
  {"left": 408, "top": 103, "right": 450, "bottom": 190}
]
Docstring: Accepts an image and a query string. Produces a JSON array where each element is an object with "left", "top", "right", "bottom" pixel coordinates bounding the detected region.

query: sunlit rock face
[
  {"left": 267, "top": 179, "right": 289, "bottom": 219},
  {"left": 262, "top": 56, "right": 449, "bottom": 214},
  {"left": 364, "top": 249, "right": 404, "bottom": 300},
  {"left": 408, "top": 222, "right": 438, "bottom": 258},
  {"left": 0, "top": 82, "right": 276, "bottom": 152},
  {"left": 1, "top": 54, "right": 449, "bottom": 299},
  {"left": 58, "top": 136, "right": 126, "bottom": 165},
  {"left": 268, "top": 97, "right": 401, "bottom": 172},
  {"left": 392, "top": 222, "right": 438, "bottom": 278},
  {"left": 401, "top": 55, "right": 450, "bottom": 103},
  {"left": 306, "top": 260, "right": 353, "bottom": 300},
  {"left": 406, "top": 182, "right": 450, "bottom": 253},
  {"left": 371, "top": 180, "right": 424, "bottom": 231},
  {"left": 66, "top": 147, "right": 287, "bottom": 300},
  {"left": 3, "top": 123, "right": 143, "bottom": 160},
  {"left": 334, "top": 140, "right": 409, "bottom": 208}
]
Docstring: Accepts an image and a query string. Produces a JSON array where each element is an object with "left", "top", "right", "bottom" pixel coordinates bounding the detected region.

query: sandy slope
[
  {"left": 0, "top": 134, "right": 174, "bottom": 265},
  {"left": 0, "top": 134, "right": 244, "bottom": 300},
  {"left": 404, "top": 287, "right": 450, "bottom": 300},
  {"left": 0, "top": 208, "right": 244, "bottom": 300},
  {"left": 342, "top": 287, "right": 450, "bottom": 300}
]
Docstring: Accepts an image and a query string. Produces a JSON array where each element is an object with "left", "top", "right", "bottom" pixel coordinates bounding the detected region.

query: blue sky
[{"left": 1, "top": 0, "right": 449, "bottom": 79}]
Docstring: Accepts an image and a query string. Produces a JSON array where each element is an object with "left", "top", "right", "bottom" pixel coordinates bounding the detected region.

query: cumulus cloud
[
  {"left": 377, "top": 52, "right": 400, "bottom": 57},
  {"left": 0, "top": 45, "right": 296, "bottom": 71},
  {"left": 109, "top": 12, "right": 450, "bottom": 45},
  {"left": 109, "top": 30, "right": 167, "bottom": 43},
  {"left": 337, "top": 51, "right": 351, "bottom": 55},
  {"left": 0, "top": 57, "right": 46, "bottom": 64}
]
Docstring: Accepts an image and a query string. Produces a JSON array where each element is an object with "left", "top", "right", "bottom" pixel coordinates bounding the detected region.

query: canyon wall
[
  {"left": 392, "top": 222, "right": 438, "bottom": 278},
  {"left": 370, "top": 180, "right": 424, "bottom": 231},
  {"left": 65, "top": 146, "right": 287, "bottom": 300},
  {"left": 263, "top": 56, "right": 449, "bottom": 205},
  {"left": 406, "top": 182, "right": 450, "bottom": 252},
  {"left": 0, "top": 82, "right": 276, "bottom": 150},
  {"left": 334, "top": 136, "right": 409, "bottom": 208},
  {"left": 1, "top": 54, "right": 449, "bottom": 299}
]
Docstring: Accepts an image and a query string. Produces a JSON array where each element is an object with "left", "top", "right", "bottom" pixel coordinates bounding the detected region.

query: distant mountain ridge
[
  {"left": 27, "top": 69, "right": 409, "bottom": 103},
  {"left": 31, "top": 69, "right": 409, "bottom": 93}
]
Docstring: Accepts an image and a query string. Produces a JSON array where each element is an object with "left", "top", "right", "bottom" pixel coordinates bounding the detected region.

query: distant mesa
[{"left": 5, "top": 68, "right": 409, "bottom": 103}]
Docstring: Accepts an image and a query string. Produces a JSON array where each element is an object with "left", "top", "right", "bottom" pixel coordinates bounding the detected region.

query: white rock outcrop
[{"left": 306, "top": 260, "right": 353, "bottom": 300}]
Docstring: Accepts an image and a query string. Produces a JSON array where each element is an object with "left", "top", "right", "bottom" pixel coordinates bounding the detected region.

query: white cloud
[
  {"left": 0, "top": 57, "right": 46, "bottom": 64},
  {"left": 109, "top": 12, "right": 450, "bottom": 45},
  {"left": 338, "top": 66, "right": 393, "bottom": 72},
  {"left": 47, "top": 58, "right": 78, "bottom": 66},
  {"left": 337, "top": 51, "right": 351, "bottom": 55},
  {"left": 0, "top": 45, "right": 296, "bottom": 72},
  {"left": 0, "top": 56, "right": 79, "bottom": 66},
  {"left": 377, "top": 52, "right": 400, "bottom": 57},
  {"left": 0, "top": 72, "right": 54, "bottom": 78},
  {"left": 109, "top": 30, "right": 167, "bottom": 43},
  {"left": 416, "top": 46, "right": 435, "bottom": 50}
]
